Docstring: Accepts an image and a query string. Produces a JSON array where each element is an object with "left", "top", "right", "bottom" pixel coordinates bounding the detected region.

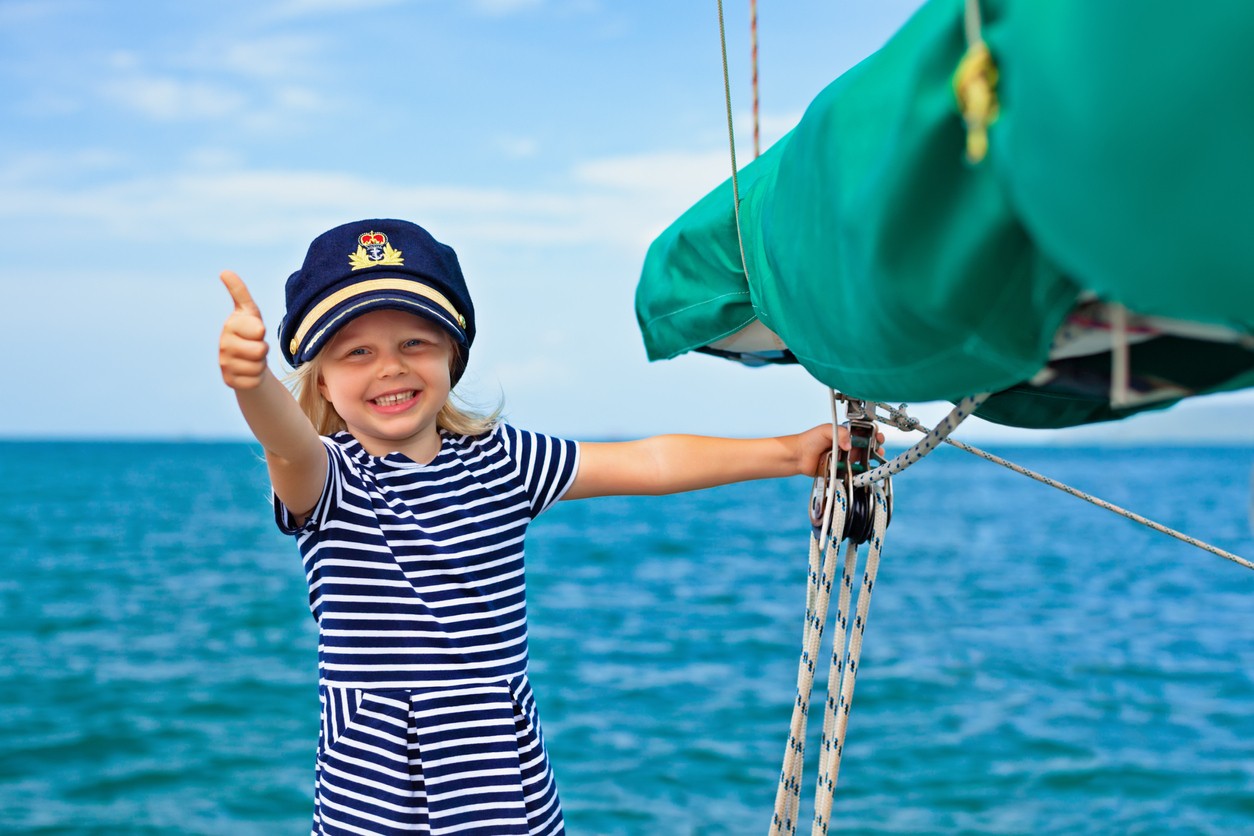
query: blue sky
[{"left": 2, "top": 0, "right": 1249, "bottom": 444}]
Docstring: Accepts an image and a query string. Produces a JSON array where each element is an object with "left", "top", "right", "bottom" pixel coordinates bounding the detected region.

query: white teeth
[{"left": 373, "top": 391, "right": 415, "bottom": 406}]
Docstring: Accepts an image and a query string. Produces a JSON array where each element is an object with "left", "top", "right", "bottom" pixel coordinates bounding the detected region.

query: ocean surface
[{"left": 2, "top": 440, "right": 1252, "bottom": 835}]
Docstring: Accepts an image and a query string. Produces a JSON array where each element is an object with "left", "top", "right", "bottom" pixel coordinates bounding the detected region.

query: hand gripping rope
[
  {"left": 770, "top": 394, "right": 892, "bottom": 836},
  {"left": 770, "top": 392, "right": 979, "bottom": 835}
]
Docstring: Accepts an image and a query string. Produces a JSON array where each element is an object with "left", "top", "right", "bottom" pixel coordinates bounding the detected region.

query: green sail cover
[{"left": 636, "top": 0, "right": 1254, "bottom": 428}]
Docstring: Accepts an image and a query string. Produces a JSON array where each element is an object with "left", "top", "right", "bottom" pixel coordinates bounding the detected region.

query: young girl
[{"left": 218, "top": 219, "right": 846, "bottom": 836}]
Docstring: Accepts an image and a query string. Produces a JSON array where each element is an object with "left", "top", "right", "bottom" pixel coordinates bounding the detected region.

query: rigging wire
[
  {"left": 874, "top": 402, "right": 1254, "bottom": 572},
  {"left": 716, "top": 0, "right": 753, "bottom": 282}
]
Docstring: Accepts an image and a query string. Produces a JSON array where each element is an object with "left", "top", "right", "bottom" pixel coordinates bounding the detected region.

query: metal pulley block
[{"left": 808, "top": 398, "right": 892, "bottom": 544}]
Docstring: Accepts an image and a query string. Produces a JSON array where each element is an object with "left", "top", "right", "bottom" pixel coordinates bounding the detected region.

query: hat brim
[{"left": 292, "top": 288, "right": 469, "bottom": 366}]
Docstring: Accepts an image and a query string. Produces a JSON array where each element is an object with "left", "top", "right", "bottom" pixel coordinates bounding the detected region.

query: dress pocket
[
  {"left": 506, "top": 674, "right": 542, "bottom": 742},
  {"left": 320, "top": 688, "right": 411, "bottom": 761},
  {"left": 315, "top": 688, "right": 427, "bottom": 828},
  {"left": 320, "top": 686, "right": 364, "bottom": 754},
  {"left": 318, "top": 688, "right": 415, "bottom": 792}
]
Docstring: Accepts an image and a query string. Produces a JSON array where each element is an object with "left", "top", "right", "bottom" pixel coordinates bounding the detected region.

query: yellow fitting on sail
[{"left": 953, "top": 40, "right": 1000, "bottom": 164}]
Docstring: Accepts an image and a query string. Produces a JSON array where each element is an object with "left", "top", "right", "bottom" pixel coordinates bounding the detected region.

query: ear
[{"left": 317, "top": 373, "right": 329, "bottom": 401}]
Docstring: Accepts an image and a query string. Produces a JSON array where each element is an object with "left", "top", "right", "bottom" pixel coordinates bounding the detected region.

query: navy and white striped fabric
[{"left": 275, "top": 424, "right": 579, "bottom": 835}]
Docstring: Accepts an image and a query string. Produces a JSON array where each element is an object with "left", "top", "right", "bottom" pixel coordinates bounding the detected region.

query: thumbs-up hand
[{"left": 218, "top": 270, "right": 270, "bottom": 390}]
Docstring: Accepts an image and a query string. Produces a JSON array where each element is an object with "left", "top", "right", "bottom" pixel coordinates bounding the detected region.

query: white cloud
[
  {"left": 574, "top": 150, "right": 727, "bottom": 194},
  {"left": 91, "top": 35, "right": 327, "bottom": 127},
  {"left": 757, "top": 109, "right": 805, "bottom": 147},
  {"left": 570, "top": 148, "right": 739, "bottom": 250},
  {"left": 212, "top": 34, "right": 327, "bottom": 81},
  {"left": 183, "top": 146, "right": 248, "bottom": 169},
  {"left": 0, "top": 145, "right": 746, "bottom": 258},
  {"left": 106, "top": 50, "right": 142, "bottom": 72},
  {"left": 99, "top": 74, "right": 248, "bottom": 121}
]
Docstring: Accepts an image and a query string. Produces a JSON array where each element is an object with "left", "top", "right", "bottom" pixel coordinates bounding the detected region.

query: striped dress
[{"left": 275, "top": 424, "right": 579, "bottom": 835}]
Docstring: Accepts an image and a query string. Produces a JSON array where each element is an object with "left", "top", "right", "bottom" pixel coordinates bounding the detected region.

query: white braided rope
[
  {"left": 811, "top": 485, "right": 889, "bottom": 835},
  {"left": 770, "top": 487, "right": 847, "bottom": 834},
  {"left": 771, "top": 480, "right": 891, "bottom": 835},
  {"left": 850, "top": 393, "right": 990, "bottom": 488}
]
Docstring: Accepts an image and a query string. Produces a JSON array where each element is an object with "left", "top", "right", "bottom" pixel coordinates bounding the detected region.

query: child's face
[{"left": 316, "top": 308, "right": 455, "bottom": 461}]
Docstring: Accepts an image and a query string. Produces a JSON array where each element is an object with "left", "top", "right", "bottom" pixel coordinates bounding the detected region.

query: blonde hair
[{"left": 288, "top": 344, "right": 501, "bottom": 440}]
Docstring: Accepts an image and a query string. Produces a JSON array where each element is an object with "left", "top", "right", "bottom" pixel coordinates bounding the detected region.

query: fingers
[
  {"left": 225, "top": 307, "right": 266, "bottom": 341},
  {"left": 220, "top": 328, "right": 268, "bottom": 363},
  {"left": 219, "top": 270, "right": 269, "bottom": 390},
  {"left": 797, "top": 424, "right": 891, "bottom": 477},
  {"left": 219, "top": 326, "right": 270, "bottom": 389},
  {"left": 221, "top": 270, "right": 261, "bottom": 316}
]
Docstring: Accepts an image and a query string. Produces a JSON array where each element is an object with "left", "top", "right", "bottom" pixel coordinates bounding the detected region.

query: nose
[{"left": 376, "top": 349, "right": 407, "bottom": 378}]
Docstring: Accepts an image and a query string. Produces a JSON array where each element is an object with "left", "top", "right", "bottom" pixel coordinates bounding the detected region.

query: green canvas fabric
[{"left": 636, "top": 0, "right": 1254, "bottom": 429}]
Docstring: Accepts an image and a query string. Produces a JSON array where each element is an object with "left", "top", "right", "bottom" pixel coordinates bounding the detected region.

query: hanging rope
[
  {"left": 716, "top": 0, "right": 752, "bottom": 281},
  {"left": 771, "top": 392, "right": 893, "bottom": 835},
  {"left": 810, "top": 484, "right": 889, "bottom": 835},
  {"left": 770, "top": 485, "right": 845, "bottom": 835},
  {"left": 770, "top": 478, "right": 890, "bottom": 835}
]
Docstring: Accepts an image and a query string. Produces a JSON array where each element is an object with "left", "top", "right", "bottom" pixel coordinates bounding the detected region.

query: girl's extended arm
[
  {"left": 218, "top": 270, "right": 326, "bottom": 517},
  {"left": 563, "top": 424, "right": 847, "bottom": 500}
]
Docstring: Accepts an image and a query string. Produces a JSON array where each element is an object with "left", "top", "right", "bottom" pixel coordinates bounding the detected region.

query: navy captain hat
[{"left": 278, "top": 219, "right": 475, "bottom": 377}]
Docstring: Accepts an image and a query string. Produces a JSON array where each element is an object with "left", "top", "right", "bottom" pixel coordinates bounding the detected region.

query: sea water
[{"left": 1, "top": 441, "right": 1252, "bottom": 834}]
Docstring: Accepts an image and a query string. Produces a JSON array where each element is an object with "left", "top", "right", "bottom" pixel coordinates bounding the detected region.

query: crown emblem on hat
[{"left": 348, "top": 231, "right": 404, "bottom": 270}]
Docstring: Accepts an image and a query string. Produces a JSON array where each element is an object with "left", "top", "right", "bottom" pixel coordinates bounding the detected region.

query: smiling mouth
[{"left": 372, "top": 391, "right": 417, "bottom": 407}]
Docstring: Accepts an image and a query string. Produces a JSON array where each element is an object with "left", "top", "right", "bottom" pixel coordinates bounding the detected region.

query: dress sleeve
[
  {"left": 273, "top": 436, "right": 347, "bottom": 535},
  {"left": 497, "top": 424, "right": 580, "bottom": 517}
]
